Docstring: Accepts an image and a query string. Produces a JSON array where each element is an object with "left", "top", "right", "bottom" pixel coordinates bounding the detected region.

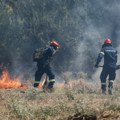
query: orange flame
[
  {"left": 38, "top": 83, "right": 43, "bottom": 89},
  {"left": 0, "top": 70, "right": 28, "bottom": 89}
]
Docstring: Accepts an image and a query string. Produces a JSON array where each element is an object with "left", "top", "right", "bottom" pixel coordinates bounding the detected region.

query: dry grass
[{"left": 0, "top": 78, "right": 120, "bottom": 120}]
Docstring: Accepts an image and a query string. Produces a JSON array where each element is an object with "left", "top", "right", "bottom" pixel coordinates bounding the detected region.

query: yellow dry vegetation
[{"left": 0, "top": 79, "right": 120, "bottom": 120}]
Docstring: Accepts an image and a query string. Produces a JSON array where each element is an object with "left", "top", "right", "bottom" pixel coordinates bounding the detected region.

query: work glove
[{"left": 94, "top": 63, "right": 98, "bottom": 68}]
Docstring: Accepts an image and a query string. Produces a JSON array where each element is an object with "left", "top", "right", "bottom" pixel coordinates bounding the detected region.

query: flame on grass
[{"left": 0, "top": 69, "right": 28, "bottom": 89}]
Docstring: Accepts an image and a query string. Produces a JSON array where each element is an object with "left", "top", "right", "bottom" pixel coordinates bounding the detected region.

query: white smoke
[
  {"left": 73, "top": 0, "right": 120, "bottom": 82},
  {"left": 5, "top": 0, "right": 120, "bottom": 82}
]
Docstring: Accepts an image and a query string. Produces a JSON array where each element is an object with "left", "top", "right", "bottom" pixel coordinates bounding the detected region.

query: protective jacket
[
  {"left": 37, "top": 46, "right": 56, "bottom": 68},
  {"left": 96, "top": 44, "right": 117, "bottom": 69}
]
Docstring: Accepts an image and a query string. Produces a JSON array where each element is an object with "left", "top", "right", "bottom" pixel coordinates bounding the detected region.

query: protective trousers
[
  {"left": 100, "top": 67, "right": 116, "bottom": 94},
  {"left": 34, "top": 65, "right": 55, "bottom": 89}
]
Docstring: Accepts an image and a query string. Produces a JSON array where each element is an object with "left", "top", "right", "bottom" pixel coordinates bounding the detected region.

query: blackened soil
[{"left": 67, "top": 113, "right": 97, "bottom": 120}]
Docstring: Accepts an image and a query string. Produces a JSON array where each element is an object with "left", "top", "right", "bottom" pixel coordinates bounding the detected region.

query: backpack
[{"left": 33, "top": 48, "right": 46, "bottom": 62}]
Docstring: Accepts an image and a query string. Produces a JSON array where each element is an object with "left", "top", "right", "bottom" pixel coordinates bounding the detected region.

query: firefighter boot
[
  {"left": 34, "top": 81, "right": 40, "bottom": 88},
  {"left": 101, "top": 84, "right": 106, "bottom": 95},
  {"left": 108, "top": 80, "right": 113, "bottom": 95},
  {"left": 48, "top": 79, "right": 55, "bottom": 93}
]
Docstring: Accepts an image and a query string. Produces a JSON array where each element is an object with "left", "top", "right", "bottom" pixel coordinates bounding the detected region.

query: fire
[
  {"left": 0, "top": 69, "right": 28, "bottom": 89},
  {"left": 38, "top": 83, "right": 43, "bottom": 89}
]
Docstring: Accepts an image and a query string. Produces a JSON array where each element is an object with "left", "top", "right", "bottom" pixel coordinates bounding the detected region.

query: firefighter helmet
[
  {"left": 104, "top": 38, "right": 112, "bottom": 44},
  {"left": 50, "top": 40, "right": 60, "bottom": 48}
]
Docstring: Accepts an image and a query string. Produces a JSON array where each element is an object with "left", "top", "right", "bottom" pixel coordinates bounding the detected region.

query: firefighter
[
  {"left": 34, "top": 40, "right": 60, "bottom": 91},
  {"left": 95, "top": 38, "right": 117, "bottom": 95}
]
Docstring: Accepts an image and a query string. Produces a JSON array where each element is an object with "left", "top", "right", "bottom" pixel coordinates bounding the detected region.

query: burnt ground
[{"left": 67, "top": 113, "right": 97, "bottom": 120}]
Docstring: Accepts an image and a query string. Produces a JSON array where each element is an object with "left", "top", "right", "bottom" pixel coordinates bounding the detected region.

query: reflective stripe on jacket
[{"left": 96, "top": 44, "right": 117, "bottom": 68}]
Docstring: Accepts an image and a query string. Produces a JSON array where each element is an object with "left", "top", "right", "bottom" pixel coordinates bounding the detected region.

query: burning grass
[
  {"left": 0, "top": 71, "right": 120, "bottom": 120},
  {"left": 0, "top": 69, "right": 29, "bottom": 89},
  {"left": 0, "top": 70, "right": 41, "bottom": 89},
  {"left": 0, "top": 70, "right": 21, "bottom": 88}
]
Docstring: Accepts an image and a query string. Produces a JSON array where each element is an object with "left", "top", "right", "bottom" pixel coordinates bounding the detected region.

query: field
[{"left": 0, "top": 76, "right": 120, "bottom": 120}]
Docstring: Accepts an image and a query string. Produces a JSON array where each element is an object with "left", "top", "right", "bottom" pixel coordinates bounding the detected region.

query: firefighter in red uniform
[{"left": 95, "top": 38, "right": 117, "bottom": 95}]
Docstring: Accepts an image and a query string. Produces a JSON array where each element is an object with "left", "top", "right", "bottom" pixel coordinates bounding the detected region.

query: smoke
[
  {"left": 12, "top": 1, "right": 120, "bottom": 80},
  {"left": 56, "top": 0, "right": 120, "bottom": 82},
  {"left": 1, "top": 0, "right": 120, "bottom": 83},
  {"left": 80, "top": 0, "right": 120, "bottom": 81}
]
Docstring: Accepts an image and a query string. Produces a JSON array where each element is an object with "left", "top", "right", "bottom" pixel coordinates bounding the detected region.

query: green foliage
[
  {"left": 0, "top": 0, "right": 120, "bottom": 78},
  {"left": 0, "top": 0, "right": 84, "bottom": 75}
]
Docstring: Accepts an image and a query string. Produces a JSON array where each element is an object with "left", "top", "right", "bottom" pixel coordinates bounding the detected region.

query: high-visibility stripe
[
  {"left": 101, "top": 82, "right": 106, "bottom": 85},
  {"left": 34, "top": 81, "right": 40, "bottom": 83},
  {"left": 109, "top": 80, "right": 114, "bottom": 83},
  {"left": 105, "top": 50, "right": 116, "bottom": 52},
  {"left": 49, "top": 79, "right": 55, "bottom": 83},
  {"left": 100, "top": 52, "right": 104, "bottom": 55}
]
